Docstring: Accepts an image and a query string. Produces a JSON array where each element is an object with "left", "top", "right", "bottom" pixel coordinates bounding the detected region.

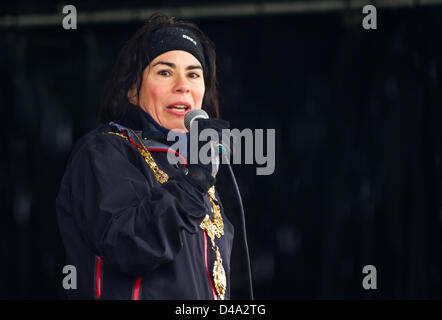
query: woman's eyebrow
[
  {"left": 152, "top": 61, "right": 202, "bottom": 70},
  {"left": 187, "top": 65, "right": 202, "bottom": 71},
  {"left": 152, "top": 61, "right": 175, "bottom": 68}
]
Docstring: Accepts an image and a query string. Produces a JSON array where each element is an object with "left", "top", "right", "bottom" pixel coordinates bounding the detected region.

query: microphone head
[{"left": 184, "top": 109, "right": 209, "bottom": 131}]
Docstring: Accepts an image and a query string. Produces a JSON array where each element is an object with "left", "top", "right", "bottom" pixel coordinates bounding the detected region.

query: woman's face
[{"left": 130, "top": 50, "right": 205, "bottom": 131}]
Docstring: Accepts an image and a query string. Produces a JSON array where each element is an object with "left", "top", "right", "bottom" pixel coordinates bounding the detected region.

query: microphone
[
  {"left": 184, "top": 109, "right": 231, "bottom": 157},
  {"left": 185, "top": 109, "right": 222, "bottom": 177},
  {"left": 184, "top": 109, "right": 209, "bottom": 131}
]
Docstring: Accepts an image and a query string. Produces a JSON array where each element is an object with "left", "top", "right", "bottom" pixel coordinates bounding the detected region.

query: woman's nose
[{"left": 173, "top": 75, "right": 191, "bottom": 94}]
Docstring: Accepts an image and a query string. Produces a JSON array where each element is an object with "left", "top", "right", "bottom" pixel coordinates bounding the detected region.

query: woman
[{"left": 56, "top": 13, "right": 234, "bottom": 300}]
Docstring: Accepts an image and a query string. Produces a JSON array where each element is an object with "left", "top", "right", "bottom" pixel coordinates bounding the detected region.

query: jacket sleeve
[{"left": 67, "top": 133, "right": 208, "bottom": 276}]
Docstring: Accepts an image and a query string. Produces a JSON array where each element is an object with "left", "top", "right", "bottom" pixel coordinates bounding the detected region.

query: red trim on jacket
[
  {"left": 96, "top": 256, "right": 102, "bottom": 299},
  {"left": 147, "top": 148, "right": 187, "bottom": 167},
  {"left": 118, "top": 129, "right": 187, "bottom": 167},
  {"left": 133, "top": 277, "right": 142, "bottom": 300}
]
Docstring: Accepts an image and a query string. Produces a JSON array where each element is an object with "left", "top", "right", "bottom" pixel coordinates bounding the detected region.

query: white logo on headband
[{"left": 182, "top": 34, "right": 197, "bottom": 46}]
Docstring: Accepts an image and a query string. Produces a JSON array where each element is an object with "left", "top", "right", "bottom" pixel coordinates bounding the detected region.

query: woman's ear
[{"left": 127, "top": 86, "right": 138, "bottom": 105}]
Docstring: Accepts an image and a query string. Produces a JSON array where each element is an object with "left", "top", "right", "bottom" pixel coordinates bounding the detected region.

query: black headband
[{"left": 146, "top": 26, "right": 206, "bottom": 71}]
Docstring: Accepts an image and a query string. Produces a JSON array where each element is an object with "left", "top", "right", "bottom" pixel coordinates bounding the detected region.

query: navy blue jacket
[{"left": 56, "top": 106, "right": 234, "bottom": 299}]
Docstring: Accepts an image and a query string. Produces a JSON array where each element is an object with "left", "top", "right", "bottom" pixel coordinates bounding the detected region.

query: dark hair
[{"left": 100, "top": 13, "right": 219, "bottom": 122}]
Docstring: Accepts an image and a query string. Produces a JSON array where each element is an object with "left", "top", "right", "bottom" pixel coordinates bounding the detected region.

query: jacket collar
[
  {"left": 117, "top": 104, "right": 171, "bottom": 145},
  {"left": 116, "top": 104, "right": 190, "bottom": 149}
]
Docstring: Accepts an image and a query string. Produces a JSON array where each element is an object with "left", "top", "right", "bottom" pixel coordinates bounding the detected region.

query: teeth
[{"left": 171, "top": 105, "right": 188, "bottom": 109}]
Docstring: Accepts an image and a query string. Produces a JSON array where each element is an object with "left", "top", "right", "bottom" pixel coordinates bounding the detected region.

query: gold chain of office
[{"left": 107, "top": 130, "right": 227, "bottom": 300}]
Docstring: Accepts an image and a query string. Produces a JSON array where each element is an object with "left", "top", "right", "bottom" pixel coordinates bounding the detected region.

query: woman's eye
[
  {"left": 188, "top": 72, "right": 200, "bottom": 79},
  {"left": 158, "top": 70, "right": 171, "bottom": 76}
]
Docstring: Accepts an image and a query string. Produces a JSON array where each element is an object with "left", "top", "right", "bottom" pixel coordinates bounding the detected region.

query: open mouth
[{"left": 167, "top": 104, "right": 191, "bottom": 111}]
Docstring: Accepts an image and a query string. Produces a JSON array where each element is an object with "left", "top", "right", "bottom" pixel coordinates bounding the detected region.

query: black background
[{"left": 0, "top": 0, "right": 441, "bottom": 299}]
